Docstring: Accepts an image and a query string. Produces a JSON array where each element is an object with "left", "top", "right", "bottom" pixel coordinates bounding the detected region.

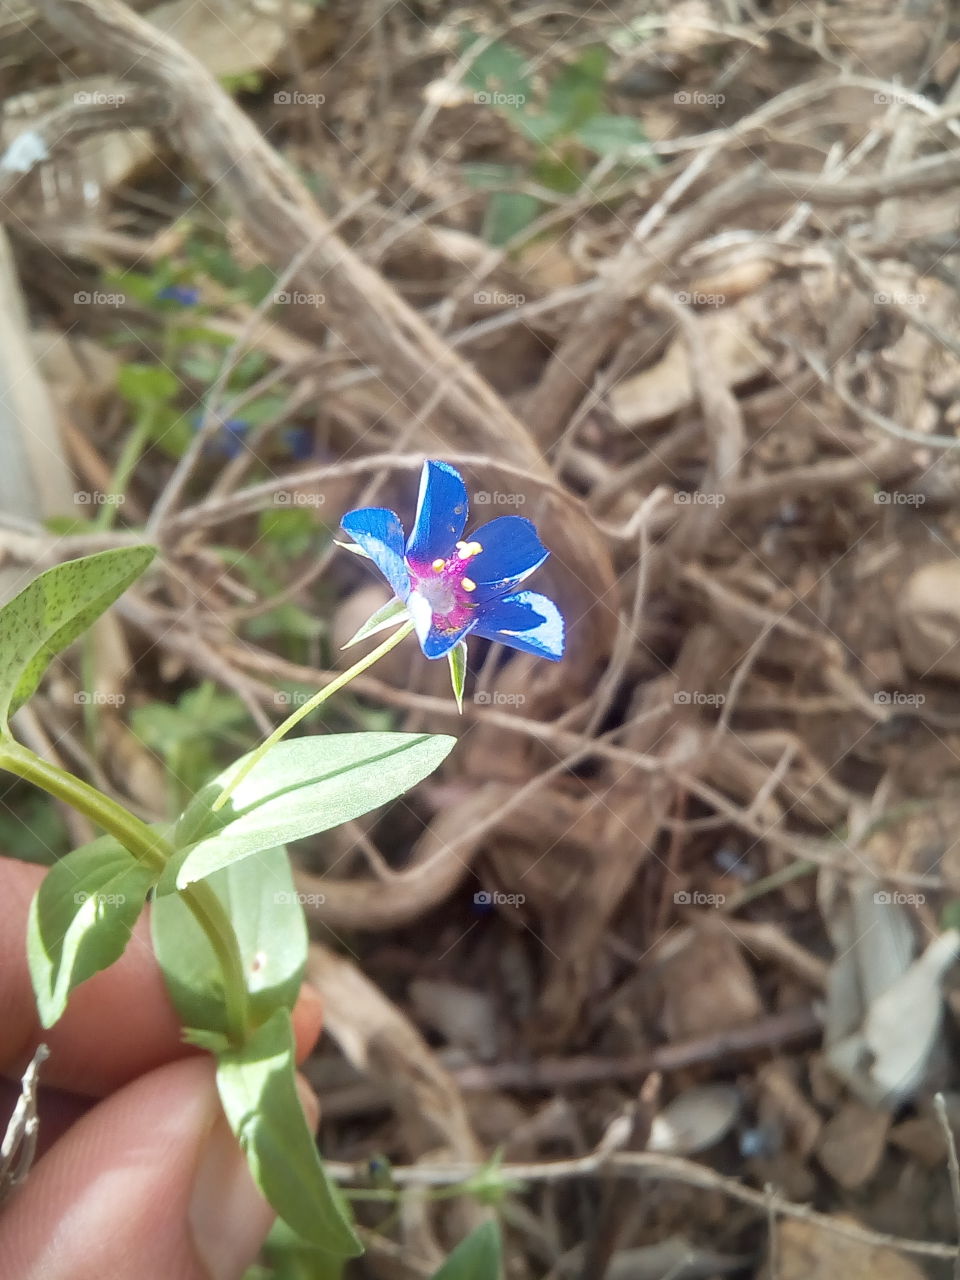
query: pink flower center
[{"left": 407, "top": 540, "right": 483, "bottom": 632}]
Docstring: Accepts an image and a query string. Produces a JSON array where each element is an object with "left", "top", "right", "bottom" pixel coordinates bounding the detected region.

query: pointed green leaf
[
  {"left": 482, "top": 191, "right": 542, "bottom": 245},
  {"left": 174, "top": 733, "right": 455, "bottom": 887},
  {"left": 217, "top": 1007, "right": 361, "bottom": 1256},
  {"left": 152, "top": 845, "right": 306, "bottom": 1038},
  {"left": 0, "top": 546, "right": 155, "bottom": 725},
  {"left": 340, "top": 597, "right": 408, "bottom": 650},
  {"left": 461, "top": 34, "right": 531, "bottom": 103},
  {"left": 27, "top": 834, "right": 156, "bottom": 1027},
  {"left": 545, "top": 46, "right": 607, "bottom": 134},
  {"left": 447, "top": 641, "right": 467, "bottom": 714},
  {"left": 574, "top": 112, "right": 652, "bottom": 158},
  {"left": 430, "top": 1222, "right": 502, "bottom": 1280},
  {"left": 117, "top": 362, "right": 179, "bottom": 409}
]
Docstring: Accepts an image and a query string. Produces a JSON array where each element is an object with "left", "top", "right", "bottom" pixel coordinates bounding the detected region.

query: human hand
[{"left": 0, "top": 857, "right": 324, "bottom": 1279}]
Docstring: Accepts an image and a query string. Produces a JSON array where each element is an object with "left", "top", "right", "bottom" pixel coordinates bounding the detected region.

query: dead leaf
[
  {"left": 767, "top": 1217, "right": 926, "bottom": 1280},
  {"left": 816, "top": 1099, "right": 890, "bottom": 1189}
]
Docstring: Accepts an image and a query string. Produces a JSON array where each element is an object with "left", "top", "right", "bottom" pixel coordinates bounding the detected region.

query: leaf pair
[{"left": 0, "top": 547, "right": 456, "bottom": 1259}]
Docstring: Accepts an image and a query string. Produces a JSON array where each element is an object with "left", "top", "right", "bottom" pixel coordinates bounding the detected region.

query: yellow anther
[
  {"left": 461, "top": 577, "right": 476, "bottom": 592},
  {"left": 431, "top": 558, "right": 446, "bottom": 572},
  {"left": 456, "top": 540, "right": 483, "bottom": 558}
]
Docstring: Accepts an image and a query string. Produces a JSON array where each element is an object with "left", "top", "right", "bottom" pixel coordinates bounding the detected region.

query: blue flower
[
  {"left": 191, "top": 415, "right": 250, "bottom": 459},
  {"left": 282, "top": 426, "right": 313, "bottom": 460},
  {"left": 156, "top": 284, "right": 200, "bottom": 306},
  {"left": 340, "top": 460, "right": 564, "bottom": 661}
]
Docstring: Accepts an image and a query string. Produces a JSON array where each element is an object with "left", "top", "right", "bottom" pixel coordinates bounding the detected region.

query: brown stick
[{"left": 451, "top": 1005, "right": 821, "bottom": 1091}]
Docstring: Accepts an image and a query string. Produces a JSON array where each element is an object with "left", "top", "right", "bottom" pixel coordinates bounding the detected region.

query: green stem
[
  {"left": 177, "top": 878, "right": 249, "bottom": 1044},
  {"left": 0, "top": 738, "right": 167, "bottom": 873},
  {"left": 95, "top": 413, "right": 153, "bottom": 531},
  {"left": 0, "top": 736, "right": 249, "bottom": 1046},
  {"left": 212, "top": 619, "right": 415, "bottom": 812}
]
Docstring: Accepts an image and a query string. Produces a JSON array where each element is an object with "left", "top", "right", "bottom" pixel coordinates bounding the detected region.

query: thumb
[{"left": 0, "top": 1056, "right": 297, "bottom": 1280}]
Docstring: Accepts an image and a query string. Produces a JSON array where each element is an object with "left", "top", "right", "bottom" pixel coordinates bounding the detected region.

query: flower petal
[
  {"left": 340, "top": 507, "right": 411, "bottom": 600},
  {"left": 405, "top": 461, "right": 468, "bottom": 565},
  {"left": 408, "top": 590, "right": 479, "bottom": 659},
  {"left": 472, "top": 591, "right": 564, "bottom": 661},
  {"left": 464, "top": 517, "right": 549, "bottom": 601}
]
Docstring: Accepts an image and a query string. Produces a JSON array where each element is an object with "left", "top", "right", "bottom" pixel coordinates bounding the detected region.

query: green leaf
[
  {"left": 341, "top": 598, "right": 408, "bottom": 650},
  {"left": 258, "top": 508, "right": 316, "bottom": 557},
  {"left": 447, "top": 640, "right": 467, "bottom": 713},
  {"left": 152, "top": 845, "right": 307, "bottom": 1038},
  {"left": 461, "top": 34, "right": 531, "bottom": 102},
  {"left": 174, "top": 733, "right": 455, "bottom": 887},
  {"left": 108, "top": 270, "right": 165, "bottom": 306},
  {"left": 482, "top": 191, "right": 542, "bottom": 246},
  {"left": 511, "top": 110, "right": 567, "bottom": 146},
  {"left": 176, "top": 325, "right": 235, "bottom": 348},
  {"left": 262, "top": 1220, "right": 348, "bottom": 1280},
  {"left": 145, "top": 404, "right": 193, "bottom": 456},
  {"left": 545, "top": 46, "right": 607, "bottom": 134},
  {"left": 574, "top": 113, "right": 652, "bottom": 158},
  {"left": 0, "top": 793, "right": 69, "bottom": 865},
  {"left": 430, "top": 1222, "right": 502, "bottom": 1280},
  {"left": 532, "top": 150, "right": 582, "bottom": 196},
  {"left": 117, "top": 362, "right": 179, "bottom": 408},
  {"left": 0, "top": 546, "right": 155, "bottom": 725},
  {"left": 462, "top": 162, "right": 519, "bottom": 191},
  {"left": 239, "top": 394, "right": 287, "bottom": 428},
  {"left": 27, "top": 834, "right": 156, "bottom": 1027},
  {"left": 216, "top": 1007, "right": 361, "bottom": 1255}
]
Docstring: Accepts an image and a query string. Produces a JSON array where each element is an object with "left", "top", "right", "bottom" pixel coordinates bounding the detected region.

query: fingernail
[{"left": 188, "top": 1108, "right": 275, "bottom": 1280}]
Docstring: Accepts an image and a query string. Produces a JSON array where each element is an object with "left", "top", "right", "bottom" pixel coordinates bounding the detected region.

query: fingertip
[
  {"left": 0, "top": 1057, "right": 275, "bottom": 1280},
  {"left": 291, "top": 981, "right": 323, "bottom": 1064}
]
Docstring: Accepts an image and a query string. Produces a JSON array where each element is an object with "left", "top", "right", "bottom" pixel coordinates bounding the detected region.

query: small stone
[{"left": 816, "top": 1099, "right": 890, "bottom": 1189}]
